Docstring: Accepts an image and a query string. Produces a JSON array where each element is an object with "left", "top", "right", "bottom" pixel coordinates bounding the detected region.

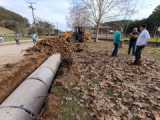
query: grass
[
  {"left": 3, "top": 36, "right": 31, "bottom": 42},
  {"left": 87, "top": 40, "right": 160, "bottom": 61},
  {"left": 0, "top": 27, "right": 14, "bottom": 35},
  {"left": 150, "top": 38, "right": 160, "bottom": 43},
  {"left": 52, "top": 84, "right": 91, "bottom": 120},
  {"left": 60, "top": 97, "right": 89, "bottom": 120},
  {"left": 2, "top": 35, "right": 47, "bottom": 42},
  {"left": 123, "top": 37, "right": 160, "bottom": 43}
]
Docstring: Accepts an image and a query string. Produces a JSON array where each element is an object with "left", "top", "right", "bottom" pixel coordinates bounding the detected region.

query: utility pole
[
  {"left": 26, "top": 1, "right": 36, "bottom": 25},
  {"left": 56, "top": 22, "right": 59, "bottom": 36},
  {"left": 26, "top": 1, "right": 37, "bottom": 33}
]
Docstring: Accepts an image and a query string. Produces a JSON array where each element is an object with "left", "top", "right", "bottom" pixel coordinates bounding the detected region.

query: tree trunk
[{"left": 95, "top": 23, "right": 100, "bottom": 42}]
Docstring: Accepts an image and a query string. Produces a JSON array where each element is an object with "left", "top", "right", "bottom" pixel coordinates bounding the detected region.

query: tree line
[
  {"left": 124, "top": 5, "right": 160, "bottom": 36},
  {"left": 0, "top": 7, "right": 55, "bottom": 36}
]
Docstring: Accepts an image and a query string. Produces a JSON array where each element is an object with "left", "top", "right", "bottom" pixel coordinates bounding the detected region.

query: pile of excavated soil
[
  {"left": 26, "top": 37, "right": 73, "bottom": 60},
  {"left": 0, "top": 37, "right": 73, "bottom": 103}
]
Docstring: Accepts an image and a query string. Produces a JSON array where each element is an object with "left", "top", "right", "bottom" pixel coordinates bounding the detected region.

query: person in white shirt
[{"left": 134, "top": 25, "right": 151, "bottom": 65}]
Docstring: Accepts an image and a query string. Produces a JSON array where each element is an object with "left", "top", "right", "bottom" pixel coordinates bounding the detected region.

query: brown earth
[
  {"left": 40, "top": 41, "right": 160, "bottom": 120},
  {"left": 0, "top": 39, "right": 160, "bottom": 120},
  {"left": 0, "top": 37, "right": 73, "bottom": 103}
]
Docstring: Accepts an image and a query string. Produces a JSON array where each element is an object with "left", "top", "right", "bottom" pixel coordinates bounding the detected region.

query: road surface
[{"left": 0, "top": 43, "right": 33, "bottom": 66}]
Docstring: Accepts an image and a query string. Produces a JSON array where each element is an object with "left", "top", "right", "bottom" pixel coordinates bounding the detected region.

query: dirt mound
[
  {"left": 26, "top": 37, "right": 73, "bottom": 60},
  {"left": 0, "top": 37, "right": 73, "bottom": 103}
]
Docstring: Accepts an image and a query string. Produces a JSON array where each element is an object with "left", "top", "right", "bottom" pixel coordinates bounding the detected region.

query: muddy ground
[
  {"left": 0, "top": 39, "right": 160, "bottom": 120},
  {"left": 40, "top": 41, "right": 160, "bottom": 120},
  {"left": 0, "top": 37, "right": 72, "bottom": 103}
]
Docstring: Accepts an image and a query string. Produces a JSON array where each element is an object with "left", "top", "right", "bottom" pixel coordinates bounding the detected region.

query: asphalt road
[{"left": 0, "top": 43, "right": 33, "bottom": 66}]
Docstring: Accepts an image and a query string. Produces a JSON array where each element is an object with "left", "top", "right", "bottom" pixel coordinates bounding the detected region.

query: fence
[{"left": 92, "top": 33, "right": 113, "bottom": 41}]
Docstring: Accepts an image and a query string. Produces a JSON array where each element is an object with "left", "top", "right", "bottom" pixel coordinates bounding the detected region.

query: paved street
[{"left": 0, "top": 43, "right": 33, "bottom": 66}]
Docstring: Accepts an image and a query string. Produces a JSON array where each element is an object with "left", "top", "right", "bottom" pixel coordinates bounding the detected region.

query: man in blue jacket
[{"left": 112, "top": 30, "right": 122, "bottom": 57}]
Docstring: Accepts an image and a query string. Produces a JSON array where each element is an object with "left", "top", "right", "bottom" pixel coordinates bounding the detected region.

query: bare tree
[
  {"left": 81, "top": 0, "right": 135, "bottom": 42},
  {"left": 67, "top": 1, "right": 91, "bottom": 30}
]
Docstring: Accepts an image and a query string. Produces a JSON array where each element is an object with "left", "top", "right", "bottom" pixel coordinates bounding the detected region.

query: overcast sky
[{"left": 0, "top": 0, "right": 159, "bottom": 31}]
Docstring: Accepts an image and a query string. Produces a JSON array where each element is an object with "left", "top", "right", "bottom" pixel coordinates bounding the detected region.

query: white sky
[{"left": 0, "top": 0, "right": 159, "bottom": 31}]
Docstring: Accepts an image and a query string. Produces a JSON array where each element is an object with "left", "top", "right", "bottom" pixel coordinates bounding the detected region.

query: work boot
[{"left": 133, "top": 60, "right": 142, "bottom": 65}]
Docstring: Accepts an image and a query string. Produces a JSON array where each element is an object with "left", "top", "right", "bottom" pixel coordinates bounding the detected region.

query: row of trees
[
  {"left": 0, "top": 7, "right": 29, "bottom": 34},
  {"left": 29, "top": 20, "right": 55, "bottom": 35},
  {"left": 0, "top": 7, "right": 55, "bottom": 36},
  {"left": 68, "top": 0, "right": 136, "bottom": 42},
  {"left": 126, "top": 5, "right": 160, "bottom": 36},
  {"left": 68, "top": 0, "right": 160, "bottom": 40}
]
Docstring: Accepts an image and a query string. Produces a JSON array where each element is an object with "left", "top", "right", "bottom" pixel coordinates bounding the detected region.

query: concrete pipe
[{"left": 0, "top": 53, "right": 61, "bottom": 120}]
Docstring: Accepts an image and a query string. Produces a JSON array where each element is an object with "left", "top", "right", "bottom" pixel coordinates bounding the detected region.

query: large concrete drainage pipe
[{"left": 0, "top": 54, "right": 61, "bottom": 120}]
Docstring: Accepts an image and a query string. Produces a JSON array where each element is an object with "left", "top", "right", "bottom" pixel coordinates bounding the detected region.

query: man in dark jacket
[{"left": 128, "top": 27, "right": 139, "bottom": 55}]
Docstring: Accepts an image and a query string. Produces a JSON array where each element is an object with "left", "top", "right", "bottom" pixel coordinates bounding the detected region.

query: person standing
[
  {"left": 0, "top": 36, "right": 4, "bottom": 43},
  {"left": 112, "top": 30, "right": 122, "bottom": 57},
  {"left": 32, "top": 32, "right": 38, "bottom": 44},
  {"left": 15, "top": 32, "right": 20, "bottom": 45},
  {"left": 134, "top": 25, "right": 151, "bottom": 65},
  {"left": 128, "top": 27, "right": 139, "bottom": 55}
]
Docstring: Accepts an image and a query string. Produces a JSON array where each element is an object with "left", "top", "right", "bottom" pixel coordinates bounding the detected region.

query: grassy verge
[
  {"left": 3, "top": 36, "right": 31, "bottom": 42},
  {"left": 150, "top": 38, "right": 160, "bottom": 43},
  {"left": 50, "top": 82, "right": 91, "bottom": 120},
  {"left": 123, "top": 37, "right": 160, "bottom": 43}
]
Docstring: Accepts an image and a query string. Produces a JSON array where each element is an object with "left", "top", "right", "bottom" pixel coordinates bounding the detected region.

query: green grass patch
[
  {"left": 3, "top": 36, "right": 31, "bottom": 42},
  {"left": 52, "top": 85, "right": 91, "bottom": 120},
  {"left": 150, "top": 38, "right": 160, "bottom": 43},
  {"left": 60, "top": 97, "right": 89, "bottom": 120},
  {"left": 123, "top": 37, "right": 160, "bottom": 43},
  {"left": 0, "top": 27, "right": 15, "bottom": 35}
]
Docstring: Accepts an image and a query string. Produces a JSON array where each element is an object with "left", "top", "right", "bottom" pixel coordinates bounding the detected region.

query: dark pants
[
  {"left": 134, "top": 46, "right": 145, "bottom": 64},
  {"left": 32, "top": 39, "right": 36, "bottom": 44},
  {"left": 128, "top": 40, "right": 136, "bottom": 55},
  {"left": 15, "top": 39, "right": 20, "bottom": 45},
  {"left": 112, "top": 43, "right": 119, "bottom": 56},
  {"left": 78, "top": 33, "right": 83, "bottom": 42}
]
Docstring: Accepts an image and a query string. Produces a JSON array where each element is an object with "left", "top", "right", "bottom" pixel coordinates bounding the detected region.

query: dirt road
[{"left": 0, "top": 43, "right": 33, "bottom": 66}]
